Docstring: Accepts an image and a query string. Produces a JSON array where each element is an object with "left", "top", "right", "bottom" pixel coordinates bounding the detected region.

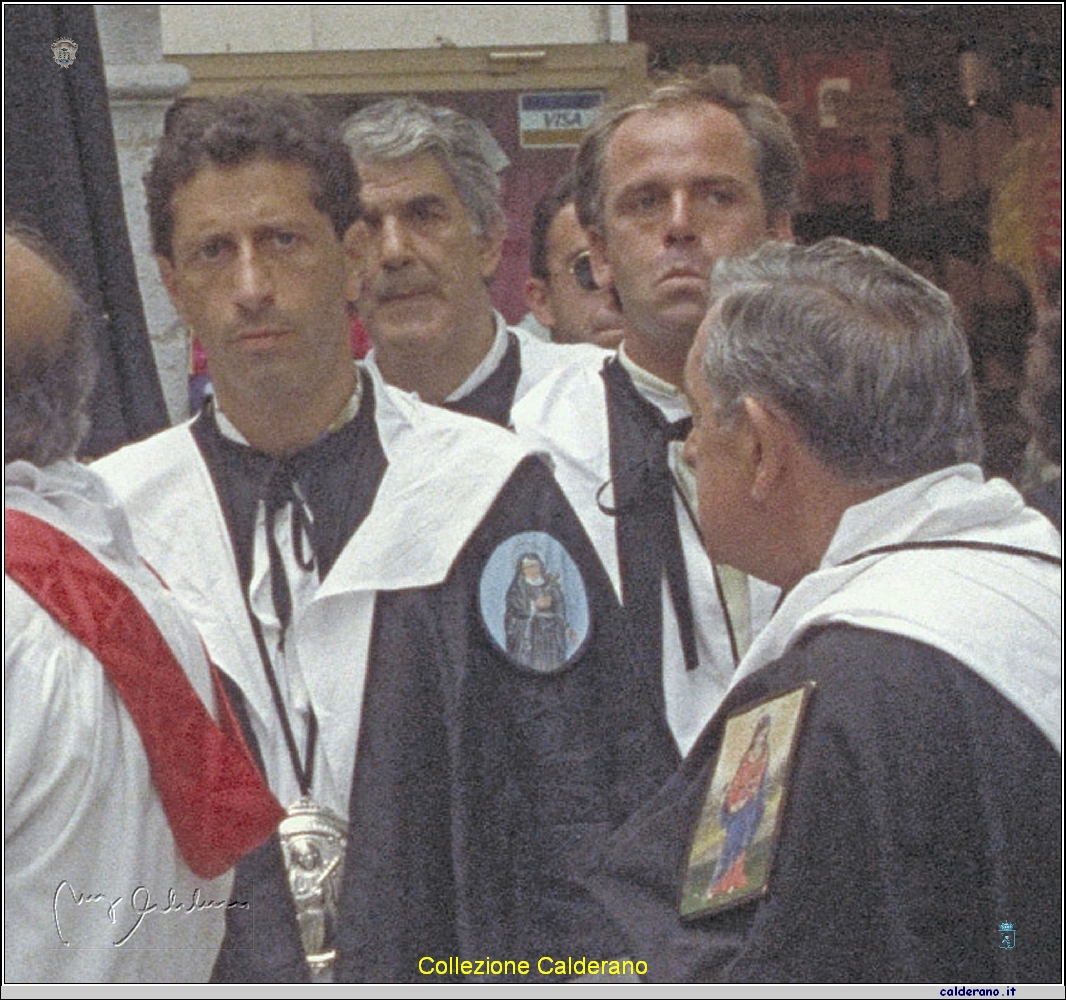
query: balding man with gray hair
[
  {"left": 585, "top": 238, "right": 1061, "bottom": 982},
  {"left": 344, "top": 97, "right": 605, "bottom": 426}
]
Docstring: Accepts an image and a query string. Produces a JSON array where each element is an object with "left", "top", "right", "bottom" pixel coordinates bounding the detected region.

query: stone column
[{"left": 96, "top": 4, "right": 190, "bottom": 423}]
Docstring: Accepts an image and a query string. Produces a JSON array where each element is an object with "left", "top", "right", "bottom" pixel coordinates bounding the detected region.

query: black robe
[
  {"left": 176, "top": 390, "right": 679, "bottom": 982},
  {"left": 442, "top": 330, "right": 523, "bottom": 427},
  {"left": 585, "top": 625, "right": 1062, "bottom": 983}
]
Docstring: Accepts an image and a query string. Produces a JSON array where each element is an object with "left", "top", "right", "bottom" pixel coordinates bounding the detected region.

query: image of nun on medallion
[{"left": 479, "top": 531, "right": 591, "bottom": 674}]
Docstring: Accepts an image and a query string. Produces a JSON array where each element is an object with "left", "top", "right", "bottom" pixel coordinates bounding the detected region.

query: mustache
[
  {"left": 371, "top": 273, "right": 438, "bottom": 301},
  {"left": 233, "top": 307, "right": 287, "bottom": 329}
]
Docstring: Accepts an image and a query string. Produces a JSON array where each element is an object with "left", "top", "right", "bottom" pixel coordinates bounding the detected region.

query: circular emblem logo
[{"left": 478, "top": 531, "right": 591, "bottom": 674}]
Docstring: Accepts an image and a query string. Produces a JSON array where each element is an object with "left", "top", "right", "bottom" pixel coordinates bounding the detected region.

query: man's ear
[
  {"left": 588, "top": 227, "right": 613, "bottom": 293},
  {"left": 525, "top": 277, "right": 555, "bottom": 329},
  {"left": 477, "top": 224, "right": 506, "bottom": 282},
  {"left": 343, "top": 222, "right": 365, "bottom": 302},
  {"left": 743, "top": 397, "right": 795, "bottom": 502}
]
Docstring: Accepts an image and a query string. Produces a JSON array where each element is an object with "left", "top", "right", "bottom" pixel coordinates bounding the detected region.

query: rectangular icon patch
[{"left": 679, "top": 683, "right": 814, "bottom": 920}]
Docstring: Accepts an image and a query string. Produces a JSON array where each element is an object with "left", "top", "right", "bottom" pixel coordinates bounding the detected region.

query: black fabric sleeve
[{"left": 585, "top": 626, "right": 1061, "bottom": 983}]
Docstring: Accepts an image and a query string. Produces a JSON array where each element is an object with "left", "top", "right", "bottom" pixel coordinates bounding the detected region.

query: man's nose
[
  {"left": 234, "top": 244, "right": 273, "bottom": 310},
  {"left": 665, "top": 191, "right": 697, "bottom": 246},
  {"left": 379, "top": 214, "right": 412, "bottom": 267}
]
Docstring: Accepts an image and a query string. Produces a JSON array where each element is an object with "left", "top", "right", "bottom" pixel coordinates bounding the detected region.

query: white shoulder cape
[
  {"left": 735, "top": 465, "right": 1062, "bottom": 751},
  {"left": 94, "top": 369, "right": 534, "bottom": 813}
]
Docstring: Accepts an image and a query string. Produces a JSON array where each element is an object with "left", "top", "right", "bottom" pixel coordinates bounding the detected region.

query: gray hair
[
  {"left": 575, "top": 65, "right": 802, "bottom": 233},
  {"left": 698, "top": 238, "right": 983, "bottom": 489},
  {"left": 342, "top": 98, "right": 507, "bottom": 237},
  {"left": 5, "top": 228, "right": 98, "bottom": 466}
]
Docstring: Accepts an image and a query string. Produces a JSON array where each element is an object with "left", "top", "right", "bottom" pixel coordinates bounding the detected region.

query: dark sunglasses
[{"left": 568, "top": 251, "right": 599, "bottom": 292}]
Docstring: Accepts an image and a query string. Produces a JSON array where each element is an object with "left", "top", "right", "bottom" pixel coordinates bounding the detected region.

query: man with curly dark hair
[{"left": 95, "top": 90, "right": 674, "bottom": 983}]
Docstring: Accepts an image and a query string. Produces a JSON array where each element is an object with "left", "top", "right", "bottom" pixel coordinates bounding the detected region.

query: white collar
[
  {"left": 361, "top": 313, "right": 507, "bottom": 405},
  {"left": 445, "top": 311, "right": 510, "bottom": 402},
  {"left": 822, "top": 464, "right": 1056, "bottom": 566},
  {"left": 617, "top": 342, "right": 691, "bottom": 423},
  {"left": 733, "top": 465, "right": 1062, "bottom": 749}
]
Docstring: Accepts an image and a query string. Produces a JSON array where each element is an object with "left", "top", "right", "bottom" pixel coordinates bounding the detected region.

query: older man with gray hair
[
  {"left": 344, "top": 97, "right": 605, "bottom": 426},
  {"left": 585, "top": 238, "right": 1061, "bottom": 982}
]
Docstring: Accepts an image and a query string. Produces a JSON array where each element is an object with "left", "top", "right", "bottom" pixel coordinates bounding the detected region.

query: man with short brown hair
[{"left": 515, "top": 67, "right": 801, "bottom": 756}]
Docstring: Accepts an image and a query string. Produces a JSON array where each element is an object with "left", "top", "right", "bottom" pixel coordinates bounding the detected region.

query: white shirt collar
[
  {"left": 617, "top": 342, "right": 691, "bottom": 423},
  {"left": 445, "top": 311, "right": 510, "bottom": 403},
  {"left": 732, "top": 464, "right": 1062, "bottom": 750},
  {"left": 361, "top": 313, "right": 507, "bottom": 405}
]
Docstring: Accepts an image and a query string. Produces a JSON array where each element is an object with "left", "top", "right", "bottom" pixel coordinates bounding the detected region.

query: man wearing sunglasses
[
  {"left": 514, "top": 68, "right": 802, "bottom": 757},
  {"left": 524, "top": 173, "right": 626, "bottom": 350},
  {"left": 343, "top": 99, "right": 607, "bottom": 428}
]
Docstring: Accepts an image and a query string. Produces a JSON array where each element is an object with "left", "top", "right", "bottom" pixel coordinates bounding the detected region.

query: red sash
[{"left": 5, "top": 508, "right": 284, "bottom": 879}]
